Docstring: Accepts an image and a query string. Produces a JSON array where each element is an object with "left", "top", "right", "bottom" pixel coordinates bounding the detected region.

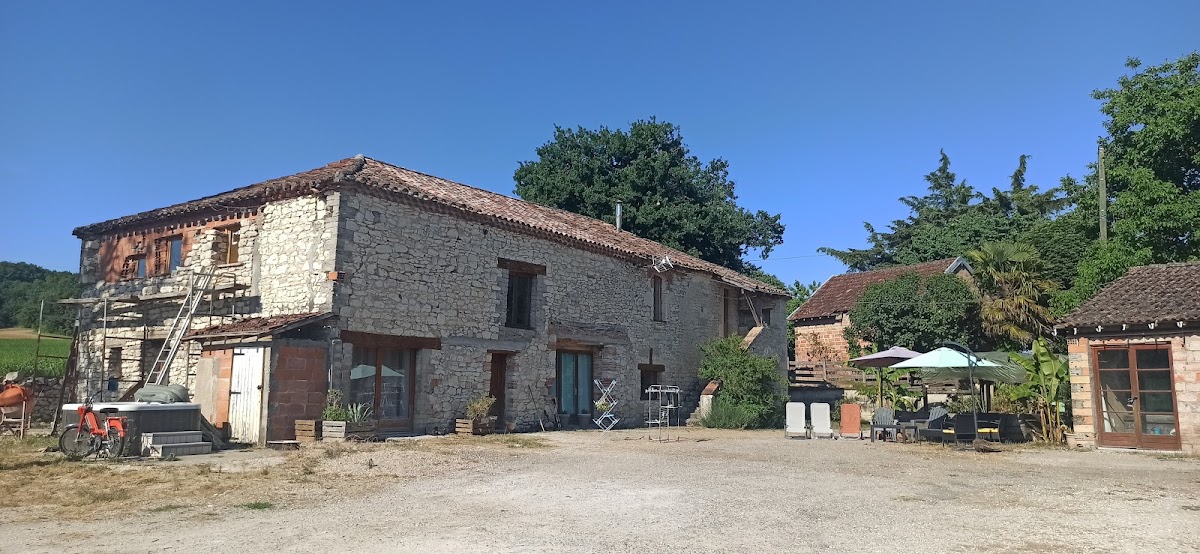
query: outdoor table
[{"left": 900, "top": 418, "right": 930, "bottom": 442}]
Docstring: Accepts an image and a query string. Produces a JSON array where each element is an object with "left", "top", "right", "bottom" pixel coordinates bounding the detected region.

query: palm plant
[
  {"left": 967, "top": 242, "right": 1058, "bottom": 346},
  {"left": 1007, "top": 338, "right": 1069, "bottom": 443}
]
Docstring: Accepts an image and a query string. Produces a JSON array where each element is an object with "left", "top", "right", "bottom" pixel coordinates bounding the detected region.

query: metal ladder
[{"left": 143, "top": 272, "right": 215, "bottom": 387}]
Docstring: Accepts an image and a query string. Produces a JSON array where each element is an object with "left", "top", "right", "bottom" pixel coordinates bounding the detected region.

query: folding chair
[
  {"left": 810, "top": 403, "right": 835, "bottom": 439},
  {"left": 784, "top": 402, "right": 809, "bottom": 439},
  {"left": 840, "top": 402, "right": 863, "bottom": 439}
]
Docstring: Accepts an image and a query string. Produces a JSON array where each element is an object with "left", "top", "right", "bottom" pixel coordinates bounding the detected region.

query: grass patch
[
  {"left": 241, "top": 501, "right": 274, "bottom": 510},
  {"left": 493, "top": 435, "right": 550, "bottom": 449},
  {"left": 0, "top": 335, "right": 71, "bottom": 377}
]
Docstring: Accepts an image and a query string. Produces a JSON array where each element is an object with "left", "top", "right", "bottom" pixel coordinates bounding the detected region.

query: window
[
  {"left": 506, "top": 272, "right": 534, "bottom": 329},
  {"left": 761, "top": 308, "right": 772, "bottom": 327},
  {"left": 652, "top": 276, "right": 664, "bottom": 322},
  {"left": 107, "top": 347, "right": 123, "bottom": 378},
  {"left": 121, "top": 255, "right": 147, "bottom": 280},
  {"left": 168, "top": 237, "right": 183, "bottom": 272},
  {"left": 640, "top": 364, "right": 664, "bottom": 400},
  {"left": 220, "top": 226, "right": 241, "bottom": 265},
  {"left": 350, "top": 345, "right": 414, "bottom": 421},
  {"left": 556, "top": 351, "right": 593, "bottom": 416}
]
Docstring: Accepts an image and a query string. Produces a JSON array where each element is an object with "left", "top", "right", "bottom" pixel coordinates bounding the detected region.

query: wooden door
[
  {"left": 229, "top": 347, "right": 264, "bottom": 443},
  {"left": 489, "top": 354, "right": 507, "bottom": 421},
  {"left": 1093, "top": 345, "right": 1181, "bottom": 450}
]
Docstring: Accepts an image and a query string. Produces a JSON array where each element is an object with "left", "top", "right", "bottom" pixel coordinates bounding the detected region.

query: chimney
[{"left": 615, "top": 201, "right": 623, "bottom": 232}]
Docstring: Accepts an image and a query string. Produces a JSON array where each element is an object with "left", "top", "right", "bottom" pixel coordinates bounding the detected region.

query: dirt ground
[{"left": 4, "top": 428, "right": 1199, "bottom": 553}]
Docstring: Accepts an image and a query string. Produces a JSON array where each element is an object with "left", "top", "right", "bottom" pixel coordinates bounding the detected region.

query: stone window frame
[{"left": 498, "top": 258, "right": 546, "bottom": 331}]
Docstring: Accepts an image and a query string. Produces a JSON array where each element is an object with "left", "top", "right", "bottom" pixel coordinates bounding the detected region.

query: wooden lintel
[
  {"left": 497, "top": 258, "right": 547, "bottom": 276},
  {"left": 340, "top": 330, "right": 442, "bottom": 350}
]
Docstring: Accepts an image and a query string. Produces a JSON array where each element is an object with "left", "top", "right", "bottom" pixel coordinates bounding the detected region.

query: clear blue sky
[{"left": 2, "top": 2, "right": 1197, "bottom": 287}]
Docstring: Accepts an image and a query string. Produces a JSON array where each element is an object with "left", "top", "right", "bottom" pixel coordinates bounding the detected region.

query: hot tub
[{"left": 62, "top": 402, "right": 202, "bottom": 456}]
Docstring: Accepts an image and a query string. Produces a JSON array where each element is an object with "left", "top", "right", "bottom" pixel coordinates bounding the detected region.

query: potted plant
[
  {"left": 296, "top": 389, "right": 340, "bottom": 442},
  {"left": 455, "top": 394, "right": 496, "bottom": 435},
  {"left": 322, "top": 390, "right": 376, "bottom": 439}
]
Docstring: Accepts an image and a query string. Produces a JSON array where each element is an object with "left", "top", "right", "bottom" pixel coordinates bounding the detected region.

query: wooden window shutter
[{"left": 153, "top": 237, "right": 168, "bottom": 276}]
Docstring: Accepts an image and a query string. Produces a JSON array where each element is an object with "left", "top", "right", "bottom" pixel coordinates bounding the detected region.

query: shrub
[
  {"left": 700, "top": 398, "right": 758, "bottom": 429},
  {"left": 698, "top": 335, "right": 787, "bottom": 428}
]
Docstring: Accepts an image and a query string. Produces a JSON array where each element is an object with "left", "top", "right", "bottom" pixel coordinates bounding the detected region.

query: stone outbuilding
[
  {"left": 786, "top": 257, "right": 972, "bottom": 386},
  {"left": 68, "top": 155, "right": 789, "bottom": 443},
  {"left": 1058, "top": 262, "right": 1200, "bottom": 453}
]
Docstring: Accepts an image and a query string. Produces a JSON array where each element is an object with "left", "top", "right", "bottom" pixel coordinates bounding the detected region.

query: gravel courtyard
[{"left": 8, "top": 428, "right": 1200, "bottom": 553}]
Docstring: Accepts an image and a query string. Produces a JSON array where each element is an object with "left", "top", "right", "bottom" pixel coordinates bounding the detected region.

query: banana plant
[{"left": 1008, "top": 338, "right": 1069, "bottom": 443}]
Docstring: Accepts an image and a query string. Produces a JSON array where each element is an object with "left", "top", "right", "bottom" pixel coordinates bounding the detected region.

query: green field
[{"left": 0, "top": 334, "right": 70, "bottom": 377}]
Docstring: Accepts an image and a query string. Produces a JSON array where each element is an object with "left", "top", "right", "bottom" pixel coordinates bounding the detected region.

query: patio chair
[
  {"left": 918, "top": 411, "right": 952, "bottom": 443},
  {"left": 976, "top": 413, "right": 1002, "bottom": 442},
  {"left": 947, "top": 413, "right": 978, "bottom": 444},
  {"left": 840, "top": 402, "right": 863, "bottom": 439},
  {"left": 784, "top": 402, "right": 809, "bottom": 439},
  {"left": 810, "top": 403, "right": 835, "bottom": 439},
  {"left": 901, "top": 406, "right": 947, "bottom": 443},
  {"left": 870, "top": 406, "right": 901, "bottom": 442}
]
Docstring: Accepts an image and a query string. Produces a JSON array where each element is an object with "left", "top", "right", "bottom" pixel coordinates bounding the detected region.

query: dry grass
[{"left": 0, "top": 432, "right": 554, "bottom": 523}]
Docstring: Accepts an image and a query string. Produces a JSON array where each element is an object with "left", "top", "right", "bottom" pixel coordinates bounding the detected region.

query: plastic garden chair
[
  {"left": 784, "top": 402, "right": 809, "bottom": 439},
  {"left": 810, "top": 403, "right": 835, "bottom": 439},
  {"left": 840, "top": 402, "right": 863, "bottom": 439}
]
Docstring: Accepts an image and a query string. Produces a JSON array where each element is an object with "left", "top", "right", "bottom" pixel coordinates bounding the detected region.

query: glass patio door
[
  {"left": 556, "top": 351, "right": 593, "bottom": 423},
  {"left": 1094, "top": 346, "right": 1180, "bottom": 450}
]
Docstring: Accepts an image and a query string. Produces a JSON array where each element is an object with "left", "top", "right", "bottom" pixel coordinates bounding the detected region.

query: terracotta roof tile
[
  {"left": 788, "top": 258, "right": 965, "bottom": 321},
  {"left": 186, "top": 312, "right": 330, "bottom": 339},
  {"left": 1058, "top": 262, "right": 1200, "bottom": 328},
  {"left": 76, "top": 156, "right": 787, "bottom": 296}
]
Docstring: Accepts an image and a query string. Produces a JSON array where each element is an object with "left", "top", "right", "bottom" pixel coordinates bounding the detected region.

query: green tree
[
  {"left": 1057, "top": 52, "right": 1200, "bottom": 310},
  {"left": 966, "top": 242, "right": 1057, "bottom": 347},
  {"left": 0, "top": 261, "right": 80, "bottom": 335},
  {"left": 844, "top": 273, "right": 980, "bottom": 353},
  {"left": 698, "top": 335, "right": 787, "bottom": 428},
  {"left": 514, "top": 119, "right": 785, "bottom": 270},
  {"left": 820, "top": 151, "right": 1065, "bottom": 271}
]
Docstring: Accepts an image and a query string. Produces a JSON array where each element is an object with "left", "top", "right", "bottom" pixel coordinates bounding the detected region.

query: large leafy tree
[
  {"left": 966, "top": 242, "right": 1057, "bottom": 347},
  {"left": 1056, "top": 52, "right": 1200, "bottom": 313},
  {"left": 514, "top": 119, "right": 785, "bottom": 270},
  {"left": 0, "top": 261, "right": 80, "bottom": 334},
  {"left": 820, "top": 151, "right": 1065, "bottom": 272},
  {"left": 844, "top": 273, "right": 980, "bottom": 353}
]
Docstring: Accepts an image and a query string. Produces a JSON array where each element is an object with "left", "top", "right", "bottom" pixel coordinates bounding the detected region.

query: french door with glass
[
  {"left": 1093, "top": 345, "right": 1180, "bottom": 450},
  {"left": 349, "top": 346, "right": 416, "bottom": 431},
  {"left": 556, "top": 351, "right": 593, "bottom": 424}
]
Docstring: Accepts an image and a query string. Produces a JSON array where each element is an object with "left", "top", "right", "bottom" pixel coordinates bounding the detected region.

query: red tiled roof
[
  {"left": 1058, "top": 262, "right": 1200, "bottom": 328},
  {"left": 186, "top": 312, "right": 331, "bottom": 339},
  {"left": 788, "top": 258, "right": 966, "bottom": 321},
  {"left": 75, "top": 156, "right": 788, "bottom": 296}
]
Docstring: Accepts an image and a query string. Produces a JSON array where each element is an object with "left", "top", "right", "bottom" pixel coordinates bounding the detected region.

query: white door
[{"left": 229, "top": 347, "right": 264, "bottom": 443}]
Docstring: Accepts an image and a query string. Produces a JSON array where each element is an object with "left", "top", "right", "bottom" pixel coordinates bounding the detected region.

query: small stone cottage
[
  {"left": 787, "top": 258, "right": 973, "bottom": 368},
  {"left": 1058, "top": 262, "right": 1200, "bottom": 453},
  {"left": 68, "top": 155, "right": 789, "bottom": 443}
]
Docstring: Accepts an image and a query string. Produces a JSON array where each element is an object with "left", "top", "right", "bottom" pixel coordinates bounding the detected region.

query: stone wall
[
  {"left": 74, "top": 193, "right": 340, "bottom": 401},
  {"left": 1067, "top": 333, "right": 1200, "bottom": 453},
  {"left": 332, "top": 191, "right": 788, "bottom": 433}
]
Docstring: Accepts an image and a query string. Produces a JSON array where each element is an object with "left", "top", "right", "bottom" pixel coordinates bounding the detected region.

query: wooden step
[{"left": 147, "top": 441, "right": 212, "bottom": 458}]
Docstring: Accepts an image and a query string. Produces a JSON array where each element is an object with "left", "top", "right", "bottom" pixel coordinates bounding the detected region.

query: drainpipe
[{"left": 615, "top": 202, "right": 622, "bottom": 232}]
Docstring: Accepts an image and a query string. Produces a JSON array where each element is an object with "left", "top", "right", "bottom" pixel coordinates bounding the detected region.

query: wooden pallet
[
  {"left": 295, "top": 419, "right": 322, "bottom": 442},
  {"left": 323, "top": 421, "right": 376, "bottom": 439}
]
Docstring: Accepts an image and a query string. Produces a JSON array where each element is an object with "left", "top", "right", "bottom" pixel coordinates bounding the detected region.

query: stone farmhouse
[
  {"left": 1058, "top": 262, "right": 1200, "bottom": 453},
  {"left": 787, "top": 257, "right": 973, "bottom": 371},
  {"left": 69, "top": 155, "right": 789, "bottom": 443}
]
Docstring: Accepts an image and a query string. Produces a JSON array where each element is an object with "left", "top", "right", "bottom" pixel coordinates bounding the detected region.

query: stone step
[
  {"left": 142, "top": 431, "right": 204, "bottom": 445},
  {"left": 146, "top": 441, "right": 212, "bottom": 458}
]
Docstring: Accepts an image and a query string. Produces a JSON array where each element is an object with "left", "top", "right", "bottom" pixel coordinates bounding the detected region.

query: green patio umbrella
[{"left": 891, "top": 345, "right": 1022, "bottom": 443}]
